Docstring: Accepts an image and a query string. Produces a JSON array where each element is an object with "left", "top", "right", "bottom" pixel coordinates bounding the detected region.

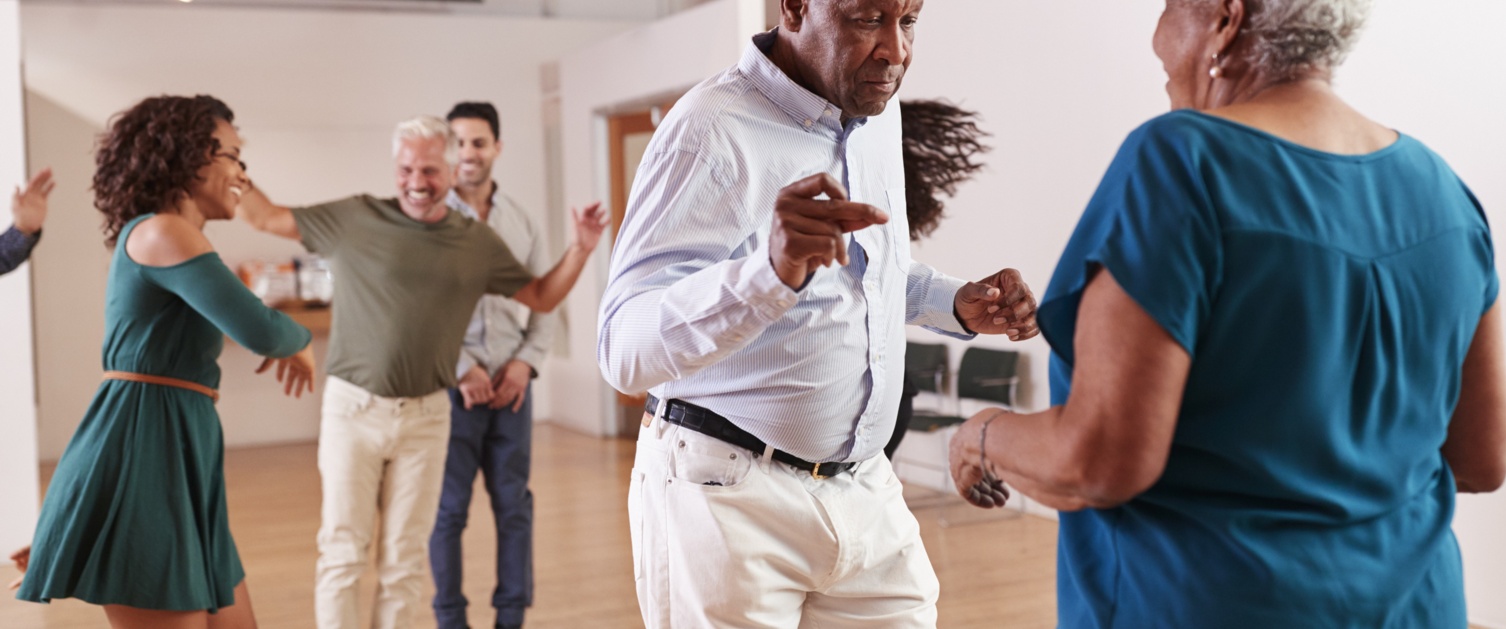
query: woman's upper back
[
  {"left": 1041, "top": 108, "right": 1496, "bottom": 625},
  {"left": 1048, "top": 108, "right": 1496, "bottom": 517}
]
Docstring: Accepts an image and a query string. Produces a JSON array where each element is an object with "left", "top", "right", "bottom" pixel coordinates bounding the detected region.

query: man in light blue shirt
[
  {"left": 597, "top": 1, "right": 1038, "bottom": 625},
  {"left": 429, "top": 102, "right": 559, "bottom": 629}
]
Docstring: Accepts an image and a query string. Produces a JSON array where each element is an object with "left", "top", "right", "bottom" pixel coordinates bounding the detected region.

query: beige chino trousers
[{"left": 314, "top": 376, "right": 452, "bottom": 629}]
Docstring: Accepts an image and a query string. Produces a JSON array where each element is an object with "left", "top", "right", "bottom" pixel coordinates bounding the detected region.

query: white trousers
[
  {"left": 629, "top": 413, "right": 940, "bottom": 628},
  {"left": 314, "top": 376, "right": 452, "bottom": 629}
]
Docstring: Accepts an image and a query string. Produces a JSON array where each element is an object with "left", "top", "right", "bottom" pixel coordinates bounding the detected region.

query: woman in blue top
[{"left": 948, "top": 0, "right": 1505, "bottom": 627}]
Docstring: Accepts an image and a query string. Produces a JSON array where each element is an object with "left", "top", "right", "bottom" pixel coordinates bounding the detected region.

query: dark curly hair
[
  {"left": 900, "top": 99, "right": 991, "bottom": 241},
  {"left": 93, "top": 95, "right": 235, "bottom": 246}
]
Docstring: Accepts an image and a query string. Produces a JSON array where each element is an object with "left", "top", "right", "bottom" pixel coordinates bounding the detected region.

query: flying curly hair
[
  {"left": 93, "top": 95, "right": 235, "bottom": 246},
  {"left": 900, "top": 99, "right": 991, "bottom": 241}
]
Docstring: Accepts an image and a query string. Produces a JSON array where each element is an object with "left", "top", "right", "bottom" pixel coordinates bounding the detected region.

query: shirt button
[
  {"left": 823, "top": 108, "right": 833, "bottom": 117},
  {"left": 778, "top": 299, "right": 792, "bottom": 308},
  {"left": 803, "top": 119, "right": 813, "bottom": 128}
]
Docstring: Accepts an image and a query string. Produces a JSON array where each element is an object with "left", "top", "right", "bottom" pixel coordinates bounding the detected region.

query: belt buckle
[{"left": 811, "top": 463, "right": 828, "bottom": 480}]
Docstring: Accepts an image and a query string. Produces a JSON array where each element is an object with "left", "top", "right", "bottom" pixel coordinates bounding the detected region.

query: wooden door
[{"left": 606, "top": 99, "right": 678, "bottom": 430}]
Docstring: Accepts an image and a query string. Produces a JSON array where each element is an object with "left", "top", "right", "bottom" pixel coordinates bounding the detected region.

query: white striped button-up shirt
[{"left": 597, "top": 30, "right": 972, "bottom": 463}]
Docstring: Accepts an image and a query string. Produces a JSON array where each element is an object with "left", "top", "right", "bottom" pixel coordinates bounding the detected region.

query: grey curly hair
[{"left": 1233, "top": 0, "right": 1374, "bottom": 80}]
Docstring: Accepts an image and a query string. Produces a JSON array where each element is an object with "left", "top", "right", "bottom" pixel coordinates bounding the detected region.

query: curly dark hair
[
  {"left": 900, "top": 99, "right": 991, "bottom": 241},
  {"left": 93, "top": 95, "right": 235, "bottom": 246}
]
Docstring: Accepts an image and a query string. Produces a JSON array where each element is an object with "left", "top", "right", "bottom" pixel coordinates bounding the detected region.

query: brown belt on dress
[{"left": 103, "top": 371, "right": 220, "bottom": 403}]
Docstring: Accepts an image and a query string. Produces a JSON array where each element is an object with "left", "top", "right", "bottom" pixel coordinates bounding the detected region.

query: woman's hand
[
  {"left": 256, "top": 344, "right": 316, "bottom": 398},
  {"left": 9, "top": 545, "right": 30, "bottom": 590},
  {"left": 949, "top": 409, "right": 1011, "bottom": 509}
]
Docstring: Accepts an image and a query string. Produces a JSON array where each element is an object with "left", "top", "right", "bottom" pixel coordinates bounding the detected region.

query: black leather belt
[{"left": 645, "top": 394, "right": 858, "bottom": 479}]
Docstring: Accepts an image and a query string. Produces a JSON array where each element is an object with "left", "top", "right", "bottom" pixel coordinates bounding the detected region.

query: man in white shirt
[
  {"left": 429, "top": 102, "right": 558, "bottom": 629},
  {"left": 597, "top": 1, "right": 1038, "bottom": 626}
]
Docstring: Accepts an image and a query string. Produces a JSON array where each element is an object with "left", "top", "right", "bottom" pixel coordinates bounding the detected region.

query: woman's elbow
[
  {"left": 1079, "top": 470, "right": 1160, "bottom": 509},
  {"left": 1065, "top": 440, "right": 1167, "bottom": 508},
  {"left": 1455, "top": 459, "right": 1506, "bottom": 493}
]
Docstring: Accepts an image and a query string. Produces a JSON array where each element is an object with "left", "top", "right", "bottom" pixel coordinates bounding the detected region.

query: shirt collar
[
  {"left": 739, "top": 29, "right": 851, "bottom": 135},
  {"left": 446, "top": 181, "right": 498, "bottom": 220}
]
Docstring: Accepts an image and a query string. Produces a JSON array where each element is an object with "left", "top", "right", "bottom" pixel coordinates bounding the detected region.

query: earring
[{"left": 1209, "top": 53, "right": 1224, "bottom": 79}]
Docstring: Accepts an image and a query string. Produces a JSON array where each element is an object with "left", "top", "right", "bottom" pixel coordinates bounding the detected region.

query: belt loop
[
  {"left": 654, "top": 395, "right": 670, "bottom": 438},
  {"left": 761, "top": 443, "right": 775, "bottom": 463}
]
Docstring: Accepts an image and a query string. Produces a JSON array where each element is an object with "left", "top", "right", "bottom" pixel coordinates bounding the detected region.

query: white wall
[
  {"left": 20, "top": 4, "right": 635, "bottom": 459},
  {"left": 0, "top": 0, "right": 41, "bottom": 554},
  {"left": 898, "top": 0, "right": 1506, "bottom": 623},
  {"left": 898, "top": 1, "right": 1169, "bottom": 413},
  {"left": 893, "top": 1, "right": 1169, "bottom": 518},
  {"left": 551, "top": 0, "right": 765, "bottom": 436}
]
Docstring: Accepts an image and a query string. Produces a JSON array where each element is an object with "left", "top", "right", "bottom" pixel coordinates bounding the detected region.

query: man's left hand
[
  {"left": 954, "top": 268, "right": 1040, "bottom": 341},
  {"left": 490, "top": 359, "right": 533, "bottom": 412},
  {"left": 570, "top": 201, "right": 609, "bottom": 254}
]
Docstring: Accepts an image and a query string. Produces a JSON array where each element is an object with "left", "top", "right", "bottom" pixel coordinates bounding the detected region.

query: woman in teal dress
[
  {"left": 949, "top": 1, "right": 1504, "bottom": 627},
  {"left": 14, "top": 95, "right": 317, "bottom": 628}
]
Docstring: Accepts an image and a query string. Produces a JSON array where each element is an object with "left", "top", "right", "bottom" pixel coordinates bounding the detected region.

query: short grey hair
[
  {"left": 1236, "top": 0, "right": 1373, "bottom": 80},
  {"left": 391, "top": 115, "right": 458, "bottom": 166}
]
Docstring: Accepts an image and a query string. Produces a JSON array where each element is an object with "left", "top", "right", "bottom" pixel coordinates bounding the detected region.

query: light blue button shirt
[
  {"left": 597, "top": 30, "right": 971, "bottom": 463},
  {"left": 449, "top": 186, "right": 558, "bottom": 379}
]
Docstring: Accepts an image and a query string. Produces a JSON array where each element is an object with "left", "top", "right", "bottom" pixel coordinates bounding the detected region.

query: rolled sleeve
[{"left": 512, "top": 211, "right": 560, "bottom": 371}]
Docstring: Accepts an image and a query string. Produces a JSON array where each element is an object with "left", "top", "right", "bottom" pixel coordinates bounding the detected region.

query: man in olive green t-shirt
[{"left": 237, "top": 115, "right": 606, "bottom": 629}]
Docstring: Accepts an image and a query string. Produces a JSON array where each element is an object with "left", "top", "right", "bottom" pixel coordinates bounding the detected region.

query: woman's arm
[
  {"left": 128, "top": 215, "right": 316, "bottom": 395},
  {"left": 1443, "top": 302, "right": 1506, "bottom": 493},
  {"left": 950, "top": 269, "right": 1190, "bottom": 510}
]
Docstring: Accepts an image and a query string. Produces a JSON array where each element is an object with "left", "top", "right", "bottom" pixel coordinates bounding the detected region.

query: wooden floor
[{"left": 0, "top": 424, "right": 1060, "bottom": 629}]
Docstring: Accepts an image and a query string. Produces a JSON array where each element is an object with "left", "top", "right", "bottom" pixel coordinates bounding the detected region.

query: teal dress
[
  {"left": 17, "top": 214, "right": 311, "bottom": 612},
  {"left": 1039, "top": 111, "right": 1497, "bottom": 628}
]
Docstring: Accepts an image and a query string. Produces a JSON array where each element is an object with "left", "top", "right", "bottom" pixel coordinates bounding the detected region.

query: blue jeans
[{"left": 430, "top": 386, "right": 534, "bottom": 629}]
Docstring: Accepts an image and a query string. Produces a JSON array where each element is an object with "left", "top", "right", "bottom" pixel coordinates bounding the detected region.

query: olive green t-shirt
[{"left": 293, "top": 195, "right": 534, "bottom": 397}]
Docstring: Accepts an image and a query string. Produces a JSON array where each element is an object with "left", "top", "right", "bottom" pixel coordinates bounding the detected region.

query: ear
[
  {"left": 1211, "top": 0, "right": 1246, "bottom": 57},
  {"left": 780, "top": 0, "right": 809, "bottom": 33}
]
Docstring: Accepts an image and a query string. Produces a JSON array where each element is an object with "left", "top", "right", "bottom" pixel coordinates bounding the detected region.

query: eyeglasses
[{"left": 214, "top": 152, "right": 248, "bottom": 173}]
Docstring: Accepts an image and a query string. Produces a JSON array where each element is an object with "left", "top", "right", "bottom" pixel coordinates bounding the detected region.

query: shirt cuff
[
  {"left": 916, "top": 274, "right": 976, "bottom": 340},
  {"left": 455, "top": 352, "right": 480, "bottom": 381},
  {"left": 3, "top": 224, "right": 39, "bottom": 245},
  {"left": 737, "top": 240, "right": 800, "bottom": 322}
]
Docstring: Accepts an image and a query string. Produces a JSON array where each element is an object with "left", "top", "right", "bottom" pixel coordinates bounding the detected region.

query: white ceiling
[{"left": 17, "top": 0, "right": 713, "bottom": 20}]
